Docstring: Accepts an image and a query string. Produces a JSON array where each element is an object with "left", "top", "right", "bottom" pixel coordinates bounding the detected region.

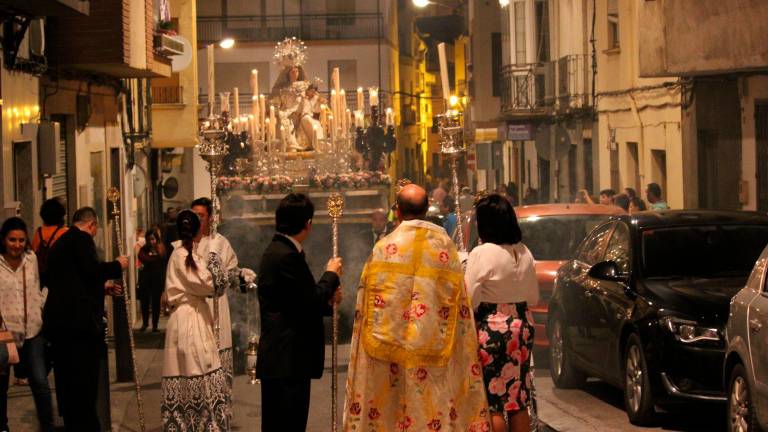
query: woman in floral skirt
[{"left": 465, "top": 194, "right": 540, "bottom": 432}]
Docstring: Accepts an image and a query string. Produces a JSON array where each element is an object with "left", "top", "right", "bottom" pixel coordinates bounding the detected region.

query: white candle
[
  {"left": 328, "top": 114, "right": 334, "bottom": 140},
  {"left": 357, "top": 87, "right": 364, "bottom": 111},
  {"left": 207, "top": 44, "right": 215, "bottom": 116},
  {"left": 269, "top": 105, "right": 276, "bottom": 140},
  {"left": 354, "top": 110, "right": 364, "bottom": 128},
  {"left": 252, "top": 96, "right": 259, "bottom": 136},
  {"left": 340, "top": 89, "right": 346, "bottom": 133},
  {"left": 251, "top": 69, "right": 259, "bottom": 97},
  {"left": 280, "top": 125, "right": 286, "bottom": 152},
  {"left": 332, "top": 67, "right": 340, "bottom": 94},
  {"left": 346, "top": 108, "right": 352, "bottom": 134},
  {"left": 386, "top": 107, "right": 394, "bottom": 126},
  {"left": 233, "top": 88, "right": 240, "bottom": 129},
  {"left": 369, "top": 87, "right": 379, "bottom": 107},
  {"left": 259, "top": 95, "right": 266, "bottom": 135},
  {"left": 264, "top": 118, "right": 270, "bottom": 141},
  {"left": 330, "top": 89, "right": 337, "bottom": 133}
]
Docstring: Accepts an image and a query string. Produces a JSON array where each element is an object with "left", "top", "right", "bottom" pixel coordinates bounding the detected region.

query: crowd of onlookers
[{"left": 574, "top": 182, "right": 670, "bottom": 213}]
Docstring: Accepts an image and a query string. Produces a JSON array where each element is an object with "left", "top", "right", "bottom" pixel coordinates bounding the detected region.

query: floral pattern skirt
[{"left": 476, "top": 302, "right": 534, "bottom": 414}]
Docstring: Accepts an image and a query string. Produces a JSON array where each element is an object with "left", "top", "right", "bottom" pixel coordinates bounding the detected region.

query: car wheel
[
  {"left": 549, "top": 315, "right": 586, "bottom": 388},
  {"left": 623, "top": 333, "right": 655, "bottom": 425},
  {"left": 728, "top": 364, "right": 758, "bottom": 432}
]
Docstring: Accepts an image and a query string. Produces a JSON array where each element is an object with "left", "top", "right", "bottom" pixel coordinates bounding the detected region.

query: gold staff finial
[{"left": 327, "top": 193, "right": 344, "bottom": 219}]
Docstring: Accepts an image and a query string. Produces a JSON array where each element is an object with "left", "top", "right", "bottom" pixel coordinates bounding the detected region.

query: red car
[{"left": 515, "top": 204, "right": 625, "bottom": 348}]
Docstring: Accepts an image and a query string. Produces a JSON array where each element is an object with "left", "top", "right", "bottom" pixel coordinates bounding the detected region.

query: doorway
[{"left": 756, "top": 101, "right": 768, "bottom": 213}]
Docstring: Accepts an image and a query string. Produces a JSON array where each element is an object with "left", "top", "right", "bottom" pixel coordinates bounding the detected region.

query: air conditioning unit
[{"left": 155, "top": 34, "right": 185, "bottom": 56}]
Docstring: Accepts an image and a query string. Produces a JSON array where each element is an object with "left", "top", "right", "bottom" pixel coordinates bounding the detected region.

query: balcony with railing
[
  {"left": 198, "top": 13, "right": 385, "bottom": 44},
  {"left": 152, "top": 86, "right": 184, "bottom": 105},
  {"left": 500, "top": 54, "right": 592, "bottom": 118}
]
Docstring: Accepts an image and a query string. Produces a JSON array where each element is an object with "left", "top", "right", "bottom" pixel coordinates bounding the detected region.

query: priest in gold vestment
[{"left": 344, "top": 185, "right": 491, "bottom": 432}]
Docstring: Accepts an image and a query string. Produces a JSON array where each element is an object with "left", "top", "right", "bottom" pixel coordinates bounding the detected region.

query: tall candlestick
[
  {"left": 346, "top": 109, "right": 352, "bottom": 135},
  {"left": 264, "top": 118, "right": 270, "bottom": 142},
  {"left": 369, "top": 87, "right": 379, "bottom": 107},
  {"left": 207, "top": 44, "right": 215, "bottom": 116},
  {"left": 357, "top": 87, "right": 364, "bottom": 111}
]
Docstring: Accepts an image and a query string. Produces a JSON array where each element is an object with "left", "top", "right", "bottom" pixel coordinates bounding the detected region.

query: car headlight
[{"left": 659, "top": 316, "right": 722, "bottom": 344}]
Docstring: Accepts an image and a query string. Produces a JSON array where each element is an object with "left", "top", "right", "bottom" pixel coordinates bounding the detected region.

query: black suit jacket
[
  {"left": 42, "top": 227, "right": 123, "bottom": 340},
  {"left": 256, "top": 234, "right": 340, "bottom": 380}
]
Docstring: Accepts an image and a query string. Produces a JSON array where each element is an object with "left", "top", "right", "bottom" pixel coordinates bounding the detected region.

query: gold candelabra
[
  {"left": 326, "top": 192, "right": 344, "bottom": 432},
  {"left": 107, "top": 186, "right": 146, "bottom": 432},
  {"left": 198, "top": 116, "right": 230, "bottom": 346}
]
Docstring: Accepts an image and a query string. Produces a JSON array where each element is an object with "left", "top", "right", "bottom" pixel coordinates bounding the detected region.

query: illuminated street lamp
[{"left": 219, "top": 37, "right": 235, "bottom": 49}]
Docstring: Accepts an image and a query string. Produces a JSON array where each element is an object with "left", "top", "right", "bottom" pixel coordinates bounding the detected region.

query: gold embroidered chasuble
[{"left": 344, "top": 219, "right": 490, "bottom": 432}]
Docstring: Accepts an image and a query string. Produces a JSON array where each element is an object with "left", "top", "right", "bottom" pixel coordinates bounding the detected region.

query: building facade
[{"left": 638, "top": 0, "right": 768, "bottom": 211}]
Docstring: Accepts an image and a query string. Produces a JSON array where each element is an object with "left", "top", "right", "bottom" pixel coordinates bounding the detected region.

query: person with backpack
[{"left": 31, "top": 198, "right": 68, "bottom": 287}]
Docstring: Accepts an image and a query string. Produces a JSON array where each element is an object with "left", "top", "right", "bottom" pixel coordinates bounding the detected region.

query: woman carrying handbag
[{"left": 0, "top": 217, "right": 54, "bottom": 432}]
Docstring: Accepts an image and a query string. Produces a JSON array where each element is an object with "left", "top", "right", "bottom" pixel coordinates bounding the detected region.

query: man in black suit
[
  {"left": 42, "top": 207, "right": 127, "bottom": 431},
  {"left": 256, "top": 193, "right": 342, "bottom": 431}
]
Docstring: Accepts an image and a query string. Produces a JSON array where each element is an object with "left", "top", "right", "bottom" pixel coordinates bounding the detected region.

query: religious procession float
[{"left": 200, "top": 37, "right": 396, "bottom": 226}]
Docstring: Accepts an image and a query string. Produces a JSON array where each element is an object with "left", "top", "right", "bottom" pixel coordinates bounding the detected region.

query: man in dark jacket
[
  {"left": 256, "top": 193, "right": 342, "bottom": 431},
  {"left": 42, "top": 207, "right": 127, "bottom": 431}
]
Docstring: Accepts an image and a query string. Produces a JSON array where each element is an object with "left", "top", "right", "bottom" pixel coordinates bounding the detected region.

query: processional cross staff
[
  {"left": 327, "top": 192, "right": 344, "bottom": 432},
  {"left": 107, "top": 186, "right": 146, "bottom": 432}
]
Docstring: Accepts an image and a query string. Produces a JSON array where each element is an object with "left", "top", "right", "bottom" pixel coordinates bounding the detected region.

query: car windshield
[
  {"left": 519, "top": 215, "right": 610, "bottom": 261},
  {"left": 642, "top": 225, "right": 768, "bottom": 278}
]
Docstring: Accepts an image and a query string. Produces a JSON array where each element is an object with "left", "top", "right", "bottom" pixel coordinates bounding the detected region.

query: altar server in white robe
[{"left": 161, "top": 210, "right": 229, "bottom": 432}]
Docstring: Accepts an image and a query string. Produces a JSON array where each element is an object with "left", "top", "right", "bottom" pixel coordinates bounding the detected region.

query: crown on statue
[{"left": 273, "top": 37, "right": 308, "bottom": 68}]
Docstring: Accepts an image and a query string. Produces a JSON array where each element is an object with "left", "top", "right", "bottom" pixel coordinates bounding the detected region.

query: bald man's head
[{"left": 396, "top": 184, "right": 429, "bottom": 221}]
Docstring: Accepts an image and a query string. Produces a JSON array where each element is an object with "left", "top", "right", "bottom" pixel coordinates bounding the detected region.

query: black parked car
[{"left": 548, "top": 210, "right": 768, "bottom": 425}]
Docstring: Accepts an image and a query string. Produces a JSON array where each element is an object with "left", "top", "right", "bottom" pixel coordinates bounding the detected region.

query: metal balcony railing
[
  {"left": 198, "top": 13, "right": 385, "bottom": 44},
  {"left": 556, "top": 54, "right": 593, "bottom": 110},
  {"left": 500, "top": 54, "right": 593, "bottom": 117},
  {"left": 500, "top": 63, "right": 551, "bottom": 114},
  {"left": 152, "top": 86, "right": 184, "bottom": 104}
]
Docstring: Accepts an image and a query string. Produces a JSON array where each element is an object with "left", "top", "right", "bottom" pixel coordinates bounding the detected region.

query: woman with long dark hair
[
  {"left": 160, "top": 210, "right": 228, "bottom": 431},
  {"left": 465, "top": 194, "right": 540, "bottom": 432},
  {"left": 0, "top": 217, "right": 54, "bottom": 432},
  {"left": 138, "top": 226, "right": 167, "bottom": 332}
]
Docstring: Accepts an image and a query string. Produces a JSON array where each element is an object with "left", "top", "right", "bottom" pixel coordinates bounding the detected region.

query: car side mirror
[{"left": 588, "top": 260, "right": 626, "bottom": 283}]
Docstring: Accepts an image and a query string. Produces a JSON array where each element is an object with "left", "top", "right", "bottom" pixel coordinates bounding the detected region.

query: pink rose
[
  {"left": 511, "top": 319, "right": 522, "bottom": 329},
  {"left": 501, "top": 362, "right": 518, "bottom": 381},
  {"left": 488, "top": 377, "right": 507, "bottom": 396},
  {"left": 508, "top": 381, "right": 521, "bottom": 398},
  {"left": 478, "top": 349, "right": 493, "bottom": 366},
  {"left": 487, "top": 314, "right": 509, "bottom": 333},
  {"left": 503, "top": 401, "right": 520, "bottom": 411},
  {"left": 477, "top": 330, "right": 490, "bottom": 345},
  {"left": 506, "top": 338, "right": 519, "bottom": 356},
  {"left": 374, "top": 295, "right": 386, "bottom": 308}
]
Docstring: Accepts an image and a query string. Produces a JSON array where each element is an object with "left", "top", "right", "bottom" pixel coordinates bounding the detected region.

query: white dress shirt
[
  {"left": 0, "top": 252, "right": 46, "bottom": 346},
  {"left": 464, "top": 242, "right": 540, "bottom": 310}
]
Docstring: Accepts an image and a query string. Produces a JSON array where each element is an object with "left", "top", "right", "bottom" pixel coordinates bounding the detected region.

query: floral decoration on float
[
  {"left": 217, "top": 175, "right": 295, "bottom": 195},
  {"left": 309, "top": 171, "right": 392, "bottom": 190}
]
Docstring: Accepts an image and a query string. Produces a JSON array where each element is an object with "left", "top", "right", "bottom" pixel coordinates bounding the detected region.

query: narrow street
[{"left": 7, "top": 338, "right": 727, "bottom": 431}]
